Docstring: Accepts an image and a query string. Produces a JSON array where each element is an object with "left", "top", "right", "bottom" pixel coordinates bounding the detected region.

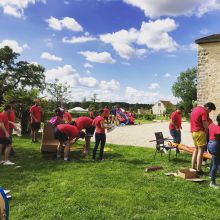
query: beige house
[
  {"left": 195, "top": 34, "right": 220, "bottom": 120},
  {"left": 152, "top": 100, "right": 175, "bottom": 116}
]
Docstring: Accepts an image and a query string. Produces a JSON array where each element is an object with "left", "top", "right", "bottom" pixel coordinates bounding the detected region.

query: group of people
[
  {"left": 169, "top": 102, "right": 220, "bottom": 188},
  {"left": 52, "top": 108, "right": 111, "bottom": 161}
]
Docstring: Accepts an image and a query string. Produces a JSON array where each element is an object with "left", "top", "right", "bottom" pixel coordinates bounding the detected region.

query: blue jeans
[
  {"left": 208, "top": 140, "right": 220, "bottom": 183},
  {"left": 92, "top": 133, "right": 106, "bottom": 160},
  {"left": 170, "top": 129, "right": 181, "bottom": 144}
]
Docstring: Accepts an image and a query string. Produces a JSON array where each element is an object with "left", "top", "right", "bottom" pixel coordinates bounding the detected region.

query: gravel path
[{"left": 92, "top": 121, "right": 194, "bottom": 148}]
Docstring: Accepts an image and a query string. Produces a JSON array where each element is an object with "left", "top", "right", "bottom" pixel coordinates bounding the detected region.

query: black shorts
[
  {"left": 54, "top": 128, "right": 68, "bottom": 142},
  {"left": 85, "top": 126, "right": 95, "bottom": 137},
  {"left": 31, "top": 123, "right": 41, "bottom": 131},
  {"left": 0, "top": 137, "right": 12, "bottom": 145}
]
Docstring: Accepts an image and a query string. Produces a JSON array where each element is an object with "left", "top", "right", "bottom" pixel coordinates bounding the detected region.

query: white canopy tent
[{"left": 68, "top": 107, "right": 88, "bottom": 113}]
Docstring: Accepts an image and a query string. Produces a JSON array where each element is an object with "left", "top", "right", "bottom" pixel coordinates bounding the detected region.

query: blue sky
[{"left": 0, "top": 0, "right": 219, "bottom": 104}]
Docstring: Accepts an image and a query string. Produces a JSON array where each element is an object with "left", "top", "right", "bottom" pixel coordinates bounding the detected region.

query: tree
[
  {"left": 0, "top": 46, "right": 45, "bottom": 104},
  {"left": 91, "top": 93, "right": 98, "bottom": 103},
  {"left": 46, "top": 78, "right": 71, "bottom": 107},
  {"left": 172, "top": 68, "right": 197, "bottom": 114}
]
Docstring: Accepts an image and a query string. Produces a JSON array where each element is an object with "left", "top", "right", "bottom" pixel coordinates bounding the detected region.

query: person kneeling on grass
[
  {"left": 208, "top": 114, "right": 220, "bottom": 189},
  {"left": 54, "top": 124, "right": 85, "bottom": 161},
  {"left": 92, "top": 110, "right": 111, "bottom": 161}
]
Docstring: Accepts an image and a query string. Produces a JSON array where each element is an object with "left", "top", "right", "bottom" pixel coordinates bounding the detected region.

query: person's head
[
  {"left": 4, "top": 105, "right": 11, "bottom": 112},
  {"left": 204, "top": 102, "right": 216, "bottom": 113},
  {"left": 79, "top": 131, "right": 86, "bottom": 139},
  {"left": 34, "top": 99, "right": 41, "bottom": 106},
  {"left": 216, "top": 114, "right": 220, "bottom": 125},
  {"left": 55, "top": 107, "right": 64, "bottom": 117},
  {"left": 176, "top": 105, "right": 184, "bottom": 113},
  {"left": 10, "top": 100, "right": 16, "bottom": 109},
  {"left": 99, "top": 109, "right": 104, "bottom": 117}
]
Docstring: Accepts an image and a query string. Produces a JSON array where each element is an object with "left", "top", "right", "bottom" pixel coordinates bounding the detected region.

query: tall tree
[
  {"left": 0, "top": 46, "right": 45, "bottom": 103},
  {"left": 172, "top": 68, "right": 197, "bottom": 114},
  {"left": 46, "top": 78, "right": 71, "bottom": 107}
]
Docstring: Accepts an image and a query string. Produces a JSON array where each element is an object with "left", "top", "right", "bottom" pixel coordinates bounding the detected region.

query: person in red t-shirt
[
  {"left": 169, "top": 106, "right": 184, "bottom": 153},
  {"left": 92, "top": 110, "right": 111, "bottom": 161},
  {"left": 63, "top": 110, "right": 72, "bottom": 124},
  {"left": 207, "top": 114, "right": 220, "bottom": 188},
  {"left": 103, "top": 106, "right": 110, "bottom": 124},
  {"left": 73, "top": 116, "right": 95, "bottom": 156},
  {"left": 190, "top": 102, "right": 216, "bottom": 174},
  {"left": 54, "top": 124, "right": 85, "bottom": 161},
  {"left": 0, "top": 105, "right": 16, "bottom": 165},
  {"left": 29, "top": 99, "right": 43, "bottom": 143}
]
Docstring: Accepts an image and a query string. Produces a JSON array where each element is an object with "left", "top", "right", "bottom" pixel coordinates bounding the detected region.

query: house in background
[{"left": 152, "top": 100, "right": 175, "bottom": 116}]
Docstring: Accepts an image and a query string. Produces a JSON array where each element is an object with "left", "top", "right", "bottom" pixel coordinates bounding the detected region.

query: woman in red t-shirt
[
  {"left": 92, "top": 110, "right": 111, "bottom": 161},
  {"left": 208, "top": 114, "right": 220, "bottom": 188}
]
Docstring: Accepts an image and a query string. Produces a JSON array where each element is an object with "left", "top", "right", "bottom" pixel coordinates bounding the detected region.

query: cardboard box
[{"left": 178, "top": 168, "right": 198, "bottom": 179}]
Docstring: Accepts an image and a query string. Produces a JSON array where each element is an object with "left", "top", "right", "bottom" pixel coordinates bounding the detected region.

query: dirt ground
[{"left": 91, "top": 121, "right": 194, "bottom": 148}]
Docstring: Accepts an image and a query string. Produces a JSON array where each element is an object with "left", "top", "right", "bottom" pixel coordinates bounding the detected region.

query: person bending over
[{"left": 54, "top": 124, "right": 85, "bottom": 161}]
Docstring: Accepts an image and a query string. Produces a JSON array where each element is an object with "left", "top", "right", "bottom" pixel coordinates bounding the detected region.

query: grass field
[{"left": 1, "top": 136, "right": 220, "bottom": 220}]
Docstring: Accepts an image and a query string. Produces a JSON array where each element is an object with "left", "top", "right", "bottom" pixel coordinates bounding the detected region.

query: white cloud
[
  {"left": 64, "top": 0, "right": 69, "bottom": 5},
  {"left": 84, "top": 63, "right": 93, "bottom": 69},
  {"left": 0, "top": 39, "right": 28, "bottom": 53},
  {"left": 164, "top": 73, "right": 171, "bottom": 78},
  {"left": 40, "top": 52, "right": 63, "bottom": 61},
  {"left": 200, "top": 28, "right": 211, "bottom": 35},
  {"left": 123, "top": 0, "right": 220, "bottom": 18},
  {"left": 166, "top": 54, "right": 176, "bottom": 58},
  {"left": 44, "top": 38, "right": 53, "bottom": 48},
  {"left": 149, "top": 83, "right": 160, "bottom": 89},
  {"left": 46, "top": 16, "right": 83, "bottom": 32},
  {"left": 79, "top": 77, "right": 98, "bottom": 87},
  {"left": 100, "top": 28, "right": 147, "bottom": 60},
  {"left": 100, "top": 18, "right": 177, "bottom": 59},
  {"left": 78, "top": 51, "right": 116, "bottom": 64},
  {"left": 0, "top": 0, "right": 46, "bottom": 18},
  {"left": 125, "top": 86, "right": 160, "bottom": 104},
  {"left": 45, "top": 65, "right": 80, "bottom": 86},
  {"left": 62, "top": 36, "right": 97, "bottom": 44},
  {"left": 99, "top": 80, "right": 120, "bottom": 91}
]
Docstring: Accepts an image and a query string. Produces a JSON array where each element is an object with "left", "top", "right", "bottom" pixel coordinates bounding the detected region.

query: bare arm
[
  {"left": 0, "top": 122, "right": 9, "bottom": 138},
  {"left": 202, "top": 120, "right": 209, "bottom": 133},
  {"left": 8, "top": 121, "right": 20, "bottom": 132}
]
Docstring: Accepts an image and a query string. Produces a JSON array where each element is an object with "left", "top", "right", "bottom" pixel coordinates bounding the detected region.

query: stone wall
[{"left": 197, "top": 42, "right": 220, "bottom": 120}]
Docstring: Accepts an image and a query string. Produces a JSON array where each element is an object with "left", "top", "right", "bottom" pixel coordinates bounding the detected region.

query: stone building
[
  {"left": 195, "top": 34, "right": 220, "bottom": 119},
  {"left": 152, "top": 100, "right": 175, "bottom": 116}
]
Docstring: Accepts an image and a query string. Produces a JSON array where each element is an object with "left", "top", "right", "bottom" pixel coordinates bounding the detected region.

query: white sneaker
[
  {"left": 209, "top": 182, "right": 219, "bottom": 189},
  {"left": 3, "top": 160, "right": 15, "bottom": 165},
  {"left": 3, "top": 190, "right": 10, "bottom": 194},
  {"left": 0, "top": 160, "right": 5, "bottom": 164}
]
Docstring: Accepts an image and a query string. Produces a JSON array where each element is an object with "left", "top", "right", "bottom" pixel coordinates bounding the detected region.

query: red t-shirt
[
  {"left": 103, "top": 108, "right": 110, "bottom": 117},
  {"left": 30, "top": 105, "right": 42, "bottom": 123},
  {"left": 8, "top": 110, "right": 16, "bottom": 129},
  {"left": 57, "top": 124, "right": 80, "bottom": 139},
  {"left": 75, "top": 116, "right": 93, "bottom": 131},
  {"left": 190, "top": 106, "right": 208, "bottom": 132},
  {"left": 93, "top": 116, "right": 105, "bottom": 134},
  {"left": 0, "top": 112, "right": 9, "bottom": 138},
  {"left": 208, "top": 123, "right": 220, "bottom": 140},
  {"left": 169, "top": 111, "right": 182, "bottom": 130},
  {"left": 63, "top": 112, "right": 72, "bottom": 123},
  {"left": 89, "top": 111, "right": 94, "bottom": 118}
]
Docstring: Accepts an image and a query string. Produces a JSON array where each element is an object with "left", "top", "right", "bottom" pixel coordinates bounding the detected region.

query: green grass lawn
[{"left": 1, "top": 136, "right": 220, "bottom": 220}]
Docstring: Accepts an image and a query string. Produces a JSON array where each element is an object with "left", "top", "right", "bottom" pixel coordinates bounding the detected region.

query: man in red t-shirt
[
  {"left": 169, "top": 106, "right": 184, "bottom": 152},
  {"left": 29, "top": 99, "right": 43, "bottom": 142},
  {"left": 0, "top": 105, "right": 15, "bottom": 165},
  {"left": 54, "top": 124, "right": 85, "bottom": 161},
  {"left": 103, "top": 106, "right": 110, "bottom": 124},
  {"left": 92, "top": 110, "right": 111, "bottom": 161},
  {"left": 74, "top": 116, "right": 95, "bottom": 156},
  {"left": 190, "top": 102, "right": 216, "bottom": 174}
]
